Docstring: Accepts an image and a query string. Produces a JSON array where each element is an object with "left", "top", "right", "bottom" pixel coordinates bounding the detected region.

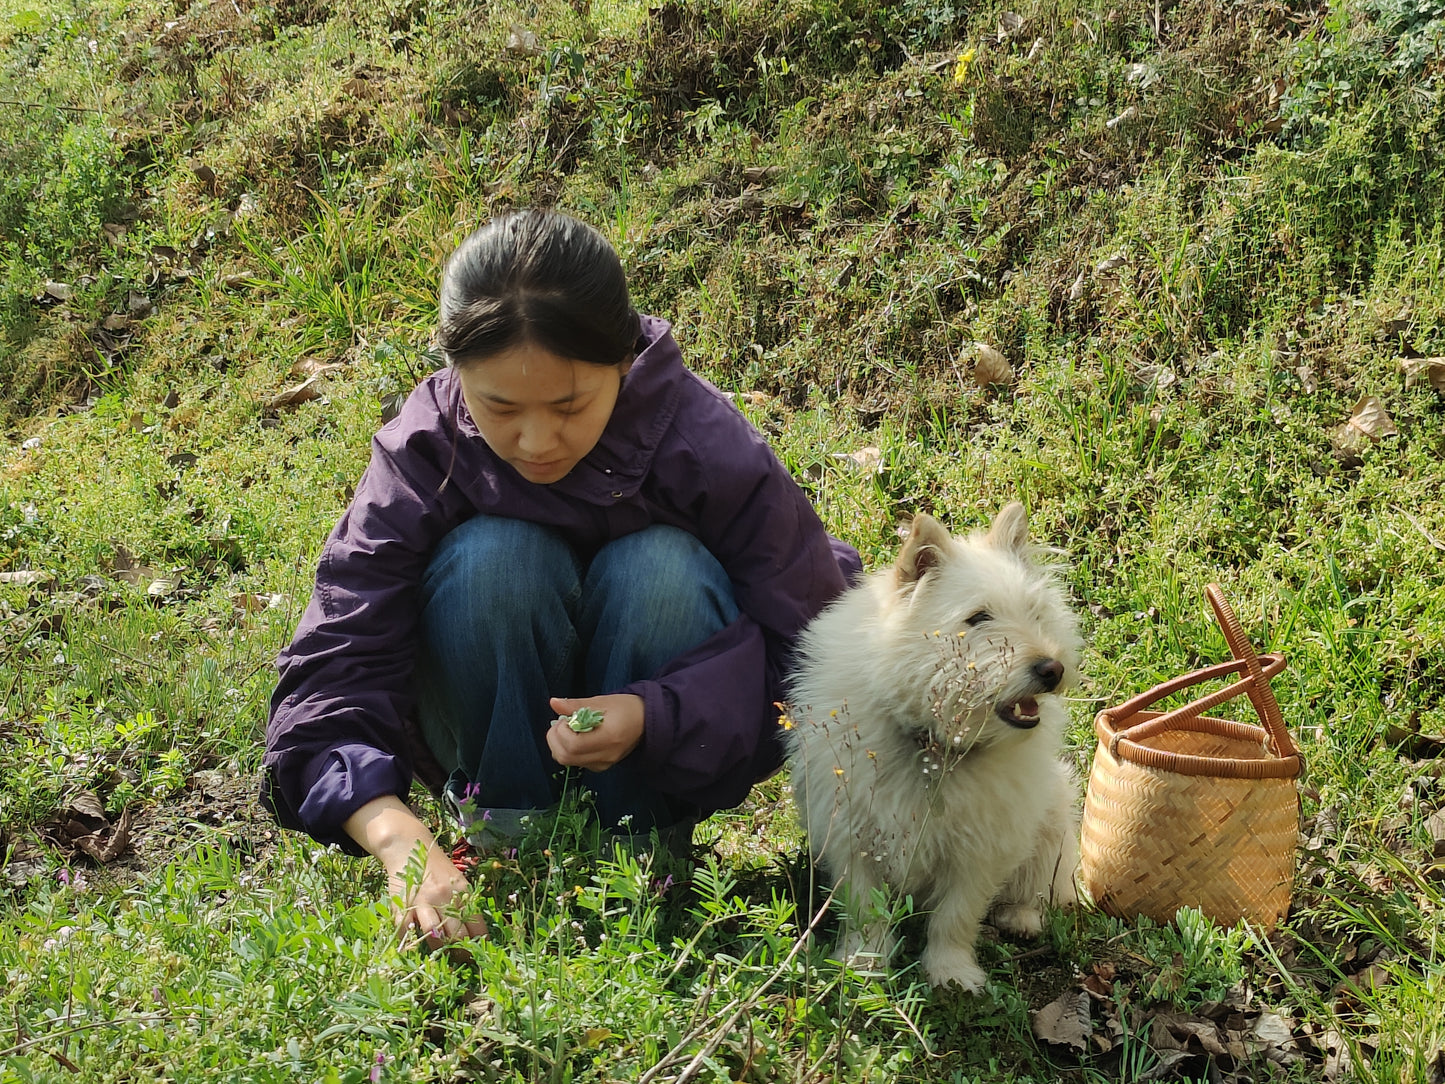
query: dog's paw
[
  {"left": 991, "top": 902, "right": 1044, "bottom": 938},
  {"left": 922, "top": 944, "right": 986, "bottom": 992},
  {"left": 837, "top": 925, "right": 896, "bottom": 973}
]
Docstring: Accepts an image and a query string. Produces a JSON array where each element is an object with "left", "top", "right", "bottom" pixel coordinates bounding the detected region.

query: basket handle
[
  {"left": 1205, "top": 583, "right": 1297, "bottom": 759},
  {"left": 1104, "top": 654, "right": 1287, "bottom": 743}
]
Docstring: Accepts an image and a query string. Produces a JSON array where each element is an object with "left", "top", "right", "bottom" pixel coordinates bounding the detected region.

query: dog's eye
[{"left": 965, "top": 610, "right": 992, "bottom": 626}]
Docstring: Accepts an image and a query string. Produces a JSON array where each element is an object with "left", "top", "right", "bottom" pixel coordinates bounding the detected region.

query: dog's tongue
[{"left": 1015, "top": 696, "right": 1039, "bottom": 718}]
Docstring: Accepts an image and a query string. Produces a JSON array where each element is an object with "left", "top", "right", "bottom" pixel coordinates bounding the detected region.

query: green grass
[{"left": 3, "top": 0, "right": 1445, "bottom": 1078}]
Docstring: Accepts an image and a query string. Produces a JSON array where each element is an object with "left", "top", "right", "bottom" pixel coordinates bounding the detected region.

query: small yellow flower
[
  {"left": 779, "top": 714, "right": 794, "bottom": 729},
  {"left": 829, "top": 709, "right": 839, "bottom": 717},
  {"left": 953, "top": 47, "right": 975, "bottom": 87},
  {"left": 834, "top": 767, "right": 845, "bottom": 776}
]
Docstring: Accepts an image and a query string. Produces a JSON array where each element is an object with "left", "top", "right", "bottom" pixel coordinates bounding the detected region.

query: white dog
[{"left": 784, "top": 503, "right": 1081, "bottom": 991}]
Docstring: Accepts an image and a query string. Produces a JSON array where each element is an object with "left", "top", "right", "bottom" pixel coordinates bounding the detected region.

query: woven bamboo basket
[{"left": 1079, "top": 584, "right": 1302, "bottom": 931}]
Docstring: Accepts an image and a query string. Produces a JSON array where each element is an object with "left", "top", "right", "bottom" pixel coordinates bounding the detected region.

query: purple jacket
[{"left": 262, "top": 316, "right": 861, "bottom": 850}]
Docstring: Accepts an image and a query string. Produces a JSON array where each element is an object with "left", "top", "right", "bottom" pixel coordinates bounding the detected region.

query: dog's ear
[
  {"left": 896, "top": 514, "right": 952, "bottom": 585},
  {"left": 986, "top": 502, "right": 1030, "bottom": 554}
]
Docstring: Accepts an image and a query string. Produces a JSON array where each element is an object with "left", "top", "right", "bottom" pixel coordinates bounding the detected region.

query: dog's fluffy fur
[{"left": 784, "top": 503, "right": 1081, "bottom": 991}]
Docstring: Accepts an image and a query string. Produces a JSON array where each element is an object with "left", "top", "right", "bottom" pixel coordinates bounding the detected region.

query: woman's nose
[{"left": 516, "top": 414, "right": 558, "bottom": 456}]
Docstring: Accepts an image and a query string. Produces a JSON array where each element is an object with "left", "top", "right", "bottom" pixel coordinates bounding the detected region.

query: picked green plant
[{"left": 566, "top": 706, "right": 604, "bottom": 732}]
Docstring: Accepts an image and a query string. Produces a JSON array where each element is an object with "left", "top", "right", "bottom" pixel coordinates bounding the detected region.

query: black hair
[{"left": 437, "top": 208, "right": 640, "bottom": 368}]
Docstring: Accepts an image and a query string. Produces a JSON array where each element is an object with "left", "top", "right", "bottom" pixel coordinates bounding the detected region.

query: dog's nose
[{"left": 1031, "top": 658, "right": 1065, "bottom": 691}]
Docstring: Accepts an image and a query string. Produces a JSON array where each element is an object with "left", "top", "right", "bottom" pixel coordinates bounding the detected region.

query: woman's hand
[
  {"left": 383, "top": 843, "right": 486, "bottom": 950},
  {"left": 546, "top": 693, "right": 645, "bottom": 771},
  {"left": 343, "top": 796, "right": 488, "bottom": 949}
]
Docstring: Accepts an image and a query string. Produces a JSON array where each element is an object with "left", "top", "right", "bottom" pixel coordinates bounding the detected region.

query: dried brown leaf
[
  {"left": 290, "top": 357, "right": 346, "bottom": 379},
  {"left": 742, "top": 165, "right": 783, "bottom": 184},
  {"left": 71, "top": 807, "right": 132, "bottom": 864},
  {"left": 1032, "top": 989, "right": 1090, "bottom": 1051},
  {"left": 109, "top": 544, "right": 159, "bottom": 586},
  {"left": 1428, "top": 809, "right": 1445, "bottom": 857},
  {"left": 42, "top": 280, "right": 74, "bottom": 302},
  {"left": 265, "top": 373, "right": 331, "bottom": 410},
  {"left": 0, "top": 569, "right": 53, "bottom": 586},
  {"left": 505, "top": 21, "right": 540, "bottom": 55},
  {"left": 1328, "top": 395, "right": 1398, "bottom": 459},
  {"left": 972, "top": 342, "right": 1014, "bottom": 387},
  {"left": 997, "top": 11, "right": 1025, "bottom": 37},
  {"left": 830, "top": 446, "right": 883, "bottom": 474},
  {"left": 1248, "top": 1010, "right": 1300, "bottom": 1065},
  {"left": 1401, "top": 356, "right": 1445, "bottom": 395}
]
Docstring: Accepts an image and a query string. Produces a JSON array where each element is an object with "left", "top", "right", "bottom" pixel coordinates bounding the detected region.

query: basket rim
[{"left": 1094, "top": 709, "right": 1303, "bottom": 779}]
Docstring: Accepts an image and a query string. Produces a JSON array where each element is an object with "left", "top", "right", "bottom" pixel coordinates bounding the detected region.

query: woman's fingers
[{"left": 394, "top": 900, "right": 487, "bottom": 949}]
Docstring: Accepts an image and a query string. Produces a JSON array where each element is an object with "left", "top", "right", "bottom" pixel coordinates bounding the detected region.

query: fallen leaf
[
  {"left": 71, "top": 806, "right": 132, "bottom": 864},
  {"left": 1334, "top": 960, "right": 1394, "bottom": 998},
  {"left": 102, "top": 313, "right": 130, "bottom": 332},
  {"left": 1401, "top": 356, "right": 1445, "bottom": 395},
  {"left": 830, "top": 446, "right": 882, "bottom": 473},
  {"left": 146, "top": 577, "right": 179, "bottom": 598},
  {"left": 1383, "top": 720, "right": 1445, "bottom": 759},
  {"left": 505, "top": 21, "right": 540, "bottom": 55},
  {"left": 340, "top": 75, "right": 377, "bottom": 99},
  {"left": 1032, "top": 989, "right": 1090, "bottom": 1051},
  {"left": 289, "top": 357, "right": 346, "bottom": 379},
  {"left": 1428, "top": 809, "right": 1445, "bottom": 858},
  {"left": 42, "top": 280, "right": 74, "bottom": 302},
  {"left": 1106, "top": 105, "right": 1139, "bottom": 129},
  {"left": 109, "top": 544, "right": 160, "bottom": 586},
  {"left": 1081, "top": 961, "right": 1116, "bottom": 999},
  {"left": 1248, "top": 1010, "right": 1300, "bottom": 1065},
  {"left": 191, "top": 162, "right": 217, "bottom": 186},
  {"left": 127, "top": 291, "right": 153, "bottom": 317},
  {"left": 1151, "top": 1011, "right": 1230, "bottom": 1057},
  {"left": 231, "top": 591, "right": 283, "bottom": 616},
  {"left": 265, "top": 373, "right": 331, "bottom": 410},
  {"left": 997, "top": 11, "right": 1025, "bottom": 37},
  {"left": 0, "top": 569, "right": 53, "bottom": 586},
  {"left": 1328, "top": 395, "right": 1397, "bottom": 460},
  {"left": 972, "top": 342, "right": 1014, "bottom": 387},
  {"left": 581, "top": 1028, "right": 614, "bottom": 1048},
  {"left": 742, "top": 165, "right": 783, "bottom": 184},
  {"left": 1094, "top": 252, "right": 1128, "bottom": 275}
]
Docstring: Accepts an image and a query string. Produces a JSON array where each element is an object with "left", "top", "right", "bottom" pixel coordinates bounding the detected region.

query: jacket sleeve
[
  {"left": 261, "top": 398, "right": 472, "bottom": 851},
  {"left": 624, "top": 398, "right": 857, "bottom": 812}
]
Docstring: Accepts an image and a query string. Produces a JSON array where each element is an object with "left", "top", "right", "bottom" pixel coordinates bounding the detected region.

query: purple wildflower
[
  {"left": 370, "top": 1052, "right": 385, "bottom": 1083},
  {"left": 482, "top": 808, "right": 492, "bottom": 823},
  {"left": 56, "top": 868, "right": 70, "bottom": 886}
]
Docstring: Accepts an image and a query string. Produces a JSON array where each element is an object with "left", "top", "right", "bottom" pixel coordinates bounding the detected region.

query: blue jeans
[{"left": 414, "top": 517, "right": 738, "bottom": 836}]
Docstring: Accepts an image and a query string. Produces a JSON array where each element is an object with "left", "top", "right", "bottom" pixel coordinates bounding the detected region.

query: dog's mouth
[{"left": 995, "top": 696, "right": 1042, "bottom": 729}]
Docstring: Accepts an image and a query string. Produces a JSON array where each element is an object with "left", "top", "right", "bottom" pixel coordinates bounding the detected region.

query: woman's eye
[{"left": 965, "top": 611, "right": 992, "bottom": 626}]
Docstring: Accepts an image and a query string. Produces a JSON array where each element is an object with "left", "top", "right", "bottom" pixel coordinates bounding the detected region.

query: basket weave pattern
[{"left": 1079, "top": 585, "right": 1302, "bottom": 931}]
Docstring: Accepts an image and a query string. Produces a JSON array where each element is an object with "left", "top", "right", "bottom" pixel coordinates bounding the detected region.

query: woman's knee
[
  {"left": 585, "top": 525, "right": 738, "bottom": 631},
  {"left": 422, "top": 516, "right": 580, "bottom": 619}
]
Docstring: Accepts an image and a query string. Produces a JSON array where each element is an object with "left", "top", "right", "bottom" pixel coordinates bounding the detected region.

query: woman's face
[{"left": 455, "top": 341, "right": 629, "bottom": 485}]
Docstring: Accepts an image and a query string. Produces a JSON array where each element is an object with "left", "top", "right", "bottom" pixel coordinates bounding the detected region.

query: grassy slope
[{"left": 2, "top": 0, "right": 1444, "bottom": 1079}]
